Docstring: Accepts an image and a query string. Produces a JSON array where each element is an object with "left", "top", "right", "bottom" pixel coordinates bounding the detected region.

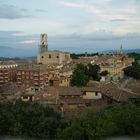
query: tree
[
  {"left": 123, "top": 62, "right": 140, "bottom": 79},
  {"left": 104, "top": 101, "right": 140, "bottom": 136},
  {"left": 71, "top": 64, "right": 89, "bottom": 86},
  {"left": 100, "top": 70, "right": 108, "bottom": 76},
  {"left": 85, "top": 64, "right": 101, "bottom": 81},
  {"left": 0, "top": 101, "right": 63, "bottom": 139}
]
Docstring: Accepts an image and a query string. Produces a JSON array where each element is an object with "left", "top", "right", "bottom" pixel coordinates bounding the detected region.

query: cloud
[
  {"left": 0, "top": 30, "right": 38, "bottom": 48},
  {"left": 53, "top": 31, "right": 140, "bottom": 42},
  {"left": 0, "top": 30, "right": 140, "bottom": 55},
  {"left": 35, "top": 9, "right": 47, "bottom": 13},
  {"left": 60, "top": 1, "right": 85, "bottom": 8},
  {"left": 88, "top": 0, "right": 112, "bottom": 4},
  {"left": 111, "top": 19, "right": 126, "bottom": 22},
  {"left": 0, "top": 4, "right": 32, "bottom": 19},
  {"left": 19, "top": 40, "right": 37, "bottom": 45}
]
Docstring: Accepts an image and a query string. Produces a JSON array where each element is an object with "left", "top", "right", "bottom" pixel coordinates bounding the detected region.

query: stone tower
[
  {"left": 37, "top": 34, "right": 48, "bottom": 64},
  {"left": 40, "top": 33, "right": 48, "bottom": 53}
]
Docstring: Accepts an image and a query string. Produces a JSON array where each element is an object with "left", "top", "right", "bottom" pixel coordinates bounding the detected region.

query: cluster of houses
[
  {"left": 19, "top": 80, "right": 138, "bottom": 117},
  {"left": 0, "top": 34, "right": 139, "bottom": 118}
]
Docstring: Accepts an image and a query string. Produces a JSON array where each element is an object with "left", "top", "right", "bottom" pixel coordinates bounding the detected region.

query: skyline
[{"left": 0, "top": 0, "right": 140, "bottom": 56}]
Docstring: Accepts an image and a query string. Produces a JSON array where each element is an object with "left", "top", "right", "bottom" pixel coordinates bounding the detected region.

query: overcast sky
[{"left": 0, "top": 0, "right": 140, "bottom": 54}]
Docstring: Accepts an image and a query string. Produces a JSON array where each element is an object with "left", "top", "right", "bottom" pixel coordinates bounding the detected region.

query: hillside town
[{"left": 0, "top": 33, "right": 139, "bottom": 118}]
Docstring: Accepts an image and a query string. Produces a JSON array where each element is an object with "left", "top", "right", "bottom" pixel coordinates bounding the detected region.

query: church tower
[
  {"left": 37, "top": 33, "right": 48, "bottom": 64},
  {"left": 40, "top": 33, "right": 48, "bottom": 53},
  {"left": 120, "top": 44, "right": 123, "bottom": 55}
]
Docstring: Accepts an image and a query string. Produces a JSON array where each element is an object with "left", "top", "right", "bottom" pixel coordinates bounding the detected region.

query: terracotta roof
[
  {"left": 86, "top": 80, "right": 101, "bottom": 89},
  {"left": 60, "top": 98, "right": 84, "bottom": 104},
  {"left": 21, "top": 92, "right": 35, "bottom": 97},
  {"left": 101, "top": 82, "right": 138, "bottom": 102},
  {"left": 125, "top": 82, "right": 140, "bottom": 94},
  {"left": 34, "top": 87, "right": 59, "bottom": 102},
  {"left": 58, "top": 86, "right": 100, "bottom": 96},
  {"left": 58, "top": 87, "right": 82, "bottom": 96}
]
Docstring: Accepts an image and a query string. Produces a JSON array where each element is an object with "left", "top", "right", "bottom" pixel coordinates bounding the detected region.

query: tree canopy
[
  {"left": 123, "top": 60, "right": 140, "bottom": 79},
  {"left": 71, "top": 64, "right": 89, "bottom": 86},
  {"left": 71, "top": 64, "right": 102, "bottom": 86},
  {"left": 0, "top": 100, "right": 140, "bottom": 139}
]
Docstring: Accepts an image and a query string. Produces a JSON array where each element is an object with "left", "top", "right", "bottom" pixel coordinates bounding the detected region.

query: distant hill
[
  {"left": 0, "top": 46, "right": 38, "bottom": 58},
  {"left": 101, "top": 48, "right": 140, "bottom": 54},
  {"left": 0, "top": 46, "right": 140, "bottom": 58},
  {"left": 126, "top": 49, "right": 140, "bottom": 54}
]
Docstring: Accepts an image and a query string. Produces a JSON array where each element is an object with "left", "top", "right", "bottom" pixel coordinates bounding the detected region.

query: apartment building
[
  {"left": 17, "top": 66, "right": 49, "bottom": 91},
  {"left": 0, "top": 63, "right": 17, "bottom": 87}
]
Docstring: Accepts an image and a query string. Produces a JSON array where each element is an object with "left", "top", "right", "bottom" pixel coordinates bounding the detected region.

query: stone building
[
  {"left": 0, "top": 63, "right": 17, "bottom": 87},
  {"left": 37, "top": 34, "right": 71, "bottom": 65}
]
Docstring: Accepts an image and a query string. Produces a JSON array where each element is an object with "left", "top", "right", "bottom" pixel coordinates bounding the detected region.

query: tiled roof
[
  {"left": 125, "top": 82, "right": 140, "bottom": 94},
  {"left": 100, "top": 82, "right": 138, "bottom": 102},
  {"left": 60, "top": 98, "right": 84, "bottom": 104},
  {"left": 58, "top": 87, "right": 82, "bottom": 96}
]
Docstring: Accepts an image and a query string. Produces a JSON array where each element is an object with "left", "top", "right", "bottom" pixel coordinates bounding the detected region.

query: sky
[{"left": 0, "top": 0, "right": 140, "bottom": 56}]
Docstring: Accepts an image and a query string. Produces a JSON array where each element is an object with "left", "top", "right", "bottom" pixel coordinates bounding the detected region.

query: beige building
[
  {"left": 49, "top": 76, "right": 70, "bottom": 87},
  {"left": 37, "top": 34, "right": 71, "bottom": 65},
  {"left": 83, "top": 91, "right": 102, "bottom": 100},
  {"left": 100, "top": 65, "right": 124, "bottom": 77}
]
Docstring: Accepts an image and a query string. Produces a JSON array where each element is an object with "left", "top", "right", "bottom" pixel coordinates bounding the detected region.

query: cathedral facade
[{"left": 37, "top": 34, "right": 71, "bottom": 65}]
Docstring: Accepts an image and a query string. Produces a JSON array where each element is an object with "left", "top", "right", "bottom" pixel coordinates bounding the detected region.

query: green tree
[
  {"left": 0, "top": 101, "right": 63, "bottom": 139},
  {"left": 85, "top": 64, "right": 101, "bottom": 81},
  {"left": 100, "top": 70, "right": 109, "bottom": 76},
  {"left": 123, "top": 64, "right": 140, "bottom": 79},
  {"left": 104, "top": 102, "right": 140, "bottom": 136},
  {"left": 71, "top": 64, "right": 89, "bottom": 86}
]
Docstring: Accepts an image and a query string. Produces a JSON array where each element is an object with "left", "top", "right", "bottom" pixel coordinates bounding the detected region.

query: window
[
  {"left": 49, "top": 54, "right": 51, "bottom": 58},
  {"left": 41, "top": 56, "right": 44, "bottom": 58},
  {"left": 108, "top": 98, "right": 113, "bottom": 104},
  {"left": 22, "top": 96, "right": 28, "bottom": 99},
  {"left": 95, "top": 92, "right": 98, "bottom": 96},
  {"left": 56, "top": 56, "right": 59, "bottom": 58}
]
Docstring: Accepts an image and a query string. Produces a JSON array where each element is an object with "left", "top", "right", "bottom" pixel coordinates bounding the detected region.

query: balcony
[
  {"left": 34, "top": 82, "right": 39, "bottom": 86},
  {"left": 34, "top": 78, "right": 39, "bottom": 81},
  {"left": 17, "top": 77, "right": 22, "bottom": 80},
  {"left": 4, "top": 77, "right": 8, "bottom": 79},
  {"left": 17, "top": 73, "right": 21, "bottom": 75},
  {"left": 40, "top": 82, "right": 44, "bottom": 85},
  {"left": 4, "top": 73, "right": 8, "bottom": 75}
]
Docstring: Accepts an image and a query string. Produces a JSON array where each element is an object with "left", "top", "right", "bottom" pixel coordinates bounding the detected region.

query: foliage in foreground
[
  {"left": 0, "top": 101, "right": 63, "bottom": 139},
  {"left": 0, "top": 101, "right": 140, "bottom": 139},
  {"left": 57, "top": 102, "right": 140, "bottom": 140}
]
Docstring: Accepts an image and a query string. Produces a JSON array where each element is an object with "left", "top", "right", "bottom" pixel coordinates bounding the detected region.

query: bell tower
[{"left": 40, "top": 33, "right": 48, "bottom": 53}]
